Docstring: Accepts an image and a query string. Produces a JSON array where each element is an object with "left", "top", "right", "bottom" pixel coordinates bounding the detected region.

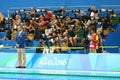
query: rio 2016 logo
[{"left": 39, "top": 57, "right": 68, "bottom": 66}]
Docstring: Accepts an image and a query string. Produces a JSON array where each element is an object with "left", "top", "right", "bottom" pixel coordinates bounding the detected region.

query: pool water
[
  {"left": 0, "top": 68, "right": 120, "bottom": 80},
  {"left": 0, "top": 74, "right": 120, "bottom": 80}
]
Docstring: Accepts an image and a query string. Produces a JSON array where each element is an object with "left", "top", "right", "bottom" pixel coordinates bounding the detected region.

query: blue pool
[{"left": 0, "top": 68, "right": 120, "bottom": 80}]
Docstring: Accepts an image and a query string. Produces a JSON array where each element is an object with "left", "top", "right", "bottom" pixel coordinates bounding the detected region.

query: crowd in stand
[{"left": 0, "top": 6, "right": 120, "bottom": 53}]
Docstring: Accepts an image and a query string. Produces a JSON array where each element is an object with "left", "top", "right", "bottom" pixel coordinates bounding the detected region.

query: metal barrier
[
  {"left": 0, "top": 46, "right": 120, "bottom": 53},
  {"left": 99, "top": 5, "right": 120, "bottom": 11}
]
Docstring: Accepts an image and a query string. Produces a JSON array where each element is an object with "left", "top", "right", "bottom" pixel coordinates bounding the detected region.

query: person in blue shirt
[{"left": 16, "top": 24, "right": 26, "bottom": 68}]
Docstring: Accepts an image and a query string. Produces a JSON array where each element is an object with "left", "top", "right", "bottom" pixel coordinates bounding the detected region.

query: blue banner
[{"left": 0, "top": 53, "right": 120, "bottom": 71}]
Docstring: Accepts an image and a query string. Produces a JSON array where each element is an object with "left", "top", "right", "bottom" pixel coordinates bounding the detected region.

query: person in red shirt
[
  {"left": 88, "top": 28, "right": 99, "bottom": 53},
  {"left": 34, "top": 14, "right": 47, "bottom": 32},
  {"left": 45, "top": 8, "right": 53, "bottom": 20}
]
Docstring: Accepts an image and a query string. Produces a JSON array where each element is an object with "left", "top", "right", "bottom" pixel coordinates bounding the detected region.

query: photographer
[
  {"left": 54, "top": 6, "right": 67, "bottom": 16},
  {"left": 49, "top": 32, "right": 61, "bottom": 54},
  {"left": 36, "top": 41, "right": 45, "bottom": 53},
  {"left": 24, "top": 7, "right": 39, "bottom": 19}
]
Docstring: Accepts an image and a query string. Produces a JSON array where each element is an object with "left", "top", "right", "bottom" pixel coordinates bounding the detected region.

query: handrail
[
  {"left": 9, "top": 7, "right": 33, "bottom": 10},
  {"left": 0, "top": 46, "right": 119, "bottom": 49},
  {"left": 99, "top": 5, "right": 120, "bottom": 11},
  {"left": 100, "top": 5, "right": 120, "bottom": 7},
  {"left": 37, "top": 6, "right": 63, "bottom": 9},
  {"left": 67, "top": 5, "right": 95, "bottom": 8},
  {"left": 0, "top": 46, "right": 84, "bottom": 49}
]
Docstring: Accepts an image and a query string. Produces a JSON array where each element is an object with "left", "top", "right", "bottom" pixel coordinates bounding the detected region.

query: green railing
[{"left": 0, "top": 46, "right": 120, "bottom": 53}]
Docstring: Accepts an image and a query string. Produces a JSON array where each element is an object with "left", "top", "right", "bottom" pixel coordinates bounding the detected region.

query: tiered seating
[
  {"left": 0, "top": 32, "right": 7, "bottom": 40},
  {"left": 0, "top": 6, "right": 120, "bottom": 53},
  {"left": 103, "top": 24, "right": 120, "bottom": 53}
]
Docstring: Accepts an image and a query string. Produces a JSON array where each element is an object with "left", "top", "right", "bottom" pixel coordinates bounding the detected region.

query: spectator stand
[{"left": 1, "top": 5, "right": 119, "bottom": 54}]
